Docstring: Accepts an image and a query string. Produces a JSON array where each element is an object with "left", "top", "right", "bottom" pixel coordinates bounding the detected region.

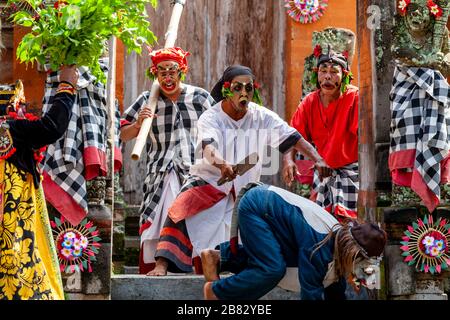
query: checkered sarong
[
  {"left": 42, "top": 59, "right": 121, "bottom": 225},
  {"left": 312, "top": 162, "right": 359, "bottom": 219},
  {"left": 121, "top": 85, "right": 214, "bottom": 227},
  {"left": 389, "top": 66, "right": 450, "bottom": 211}
]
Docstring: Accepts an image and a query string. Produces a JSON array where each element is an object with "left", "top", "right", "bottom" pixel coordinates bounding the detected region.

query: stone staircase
[
  {"left": 111, "top": 203, "right": 299, "bottom": 299},
  {"left": 111, "top": 275, "right": 299, "bottom": 300},
  {"left": 113, "top": 204, "right": 140, "bottom": 275}
]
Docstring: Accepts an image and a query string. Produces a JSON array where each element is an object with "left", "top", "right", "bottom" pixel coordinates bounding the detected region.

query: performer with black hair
[
  {"left": 285, "top": 46, "right": 359, "bottom": 220},
  {"left": 149, "top": 65, "right": 330, "bottom": 276},
  {"left": 202, "top": 183, "right": 386, "bottom": 300}
]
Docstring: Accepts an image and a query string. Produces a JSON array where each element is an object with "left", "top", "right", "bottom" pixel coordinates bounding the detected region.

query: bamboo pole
[
  {"left": 106, "top": 37, "right": 116, "bottom": 291},
  {"left": 107, "top": 37, "right": 117, "bottom": 206},
  {"left": 131, "top": 0, "right": 187, "bottom": 160}
]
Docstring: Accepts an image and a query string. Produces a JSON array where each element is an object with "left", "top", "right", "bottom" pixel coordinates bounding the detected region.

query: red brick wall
[{"left": 285, "top": 0, "right": 358, "bottom": 121}]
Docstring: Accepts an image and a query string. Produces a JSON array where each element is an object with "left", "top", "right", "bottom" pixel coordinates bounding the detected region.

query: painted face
[
  {"left": 227, "top": 75, "right": 255, "bottom": 112},
  {"left": 156, "top": 61, "right": 182, "bottom": 95},
  {"left": 405, "top": 4, "right": 431, "bottom": 32},
  {"left": 350, "top": 258, "right": 381, "bottom": 291},
  {"left": 317, "top": 62, "right": 343, "bottom": 95}
]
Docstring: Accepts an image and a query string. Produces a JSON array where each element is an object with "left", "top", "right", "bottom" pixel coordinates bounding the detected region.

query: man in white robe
[{"left": 149, "top": 65, "right": 330, "bottom": 275}]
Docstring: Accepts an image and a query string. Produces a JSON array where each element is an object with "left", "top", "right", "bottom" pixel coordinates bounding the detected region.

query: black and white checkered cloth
[
  {"left": 42, "top": 58, "right": 121, "bottom": 219},
  {"left": 121, "top": 85, "right": 214, "bottom": 226},
  {"left": 313, "top": 162, "right": 359, "bottom": 218},
  {"left": 390, "top": 66, "right": 450, "bottom": 203}
]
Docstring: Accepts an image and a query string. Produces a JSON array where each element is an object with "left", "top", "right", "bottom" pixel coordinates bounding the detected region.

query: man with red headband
[
  {"left": 120, "top": 47, "right": 215, "bottom": 274},
  {"left": 284, "top": 45, "right": 359, "bottom": 220}
]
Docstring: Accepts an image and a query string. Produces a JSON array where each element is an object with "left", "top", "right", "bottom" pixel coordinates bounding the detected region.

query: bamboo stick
[{"left": 131, "top": 0, "right": 187, "bottom": 161}]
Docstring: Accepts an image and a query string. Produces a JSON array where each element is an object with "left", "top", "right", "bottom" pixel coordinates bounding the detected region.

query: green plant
[{"left": 7, "top": 0, "right": 158, "bottom": 83}]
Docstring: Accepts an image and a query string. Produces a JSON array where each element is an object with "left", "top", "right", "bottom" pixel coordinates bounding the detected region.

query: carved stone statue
[
  {"left": 392, "top": 0, "right": 450, "bottom": 76},
  {"left": 301, "top": 27, "right": 356, "bottom": 99}
]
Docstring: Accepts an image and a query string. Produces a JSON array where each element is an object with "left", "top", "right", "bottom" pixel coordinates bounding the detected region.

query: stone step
[
  {"left": 124, "top": 206, "right": 141, "bottom": 236},
  {"left": 125, "top": 205, "right": 141, "bottom": 218},
  {"left": 123, "top": 266, "right": 140, "bottom": 275},
  {"left": 124, "top": 236, "right": 140, "bottom": 249},
  {"left": 111, "top": 275, "right": 299, "bottom": 300}
]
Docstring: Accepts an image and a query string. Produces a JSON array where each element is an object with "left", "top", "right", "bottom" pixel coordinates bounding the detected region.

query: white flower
[
  {"left": 422, "top": 236, "right": 435, "bottom": 247},
  {"left": 64, "top": 231, "right": 76, "bottom": 240}
]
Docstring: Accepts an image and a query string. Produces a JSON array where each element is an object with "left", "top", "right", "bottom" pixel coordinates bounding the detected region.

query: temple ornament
[
  {"left": 284, "top": 0, "right": 328, "bottom": 24},
  {"left": 392, "top": 0, "right": 450, "bottom": 77}
]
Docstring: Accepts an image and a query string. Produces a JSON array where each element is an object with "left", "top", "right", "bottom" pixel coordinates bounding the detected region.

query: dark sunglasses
[{"left": 231, "top": 82, "right": 254, "bottom": 93}]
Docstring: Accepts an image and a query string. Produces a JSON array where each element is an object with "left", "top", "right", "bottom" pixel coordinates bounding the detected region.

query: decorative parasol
[
  {"left": 51, "top": 215, "right": 102, "bottom": 273},
  {"left": 284, "top": 0, "right": 328, "bottom": 24}
]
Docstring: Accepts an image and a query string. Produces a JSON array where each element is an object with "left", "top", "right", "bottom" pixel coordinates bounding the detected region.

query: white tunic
[{"left": 186, "top": 101, "right": 298, "bottom": 256}]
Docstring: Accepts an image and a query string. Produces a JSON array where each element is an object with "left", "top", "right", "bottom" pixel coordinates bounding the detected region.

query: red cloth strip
[
  {"left": 294, "top": 159, "right": 314, "bottom": 185},
  {"left": 156, "top": 241, "right": 192, "bottom": 265},
  {"left": 139, "top": 221, "right": 152, "bottom": 235},
  {"left": 168, "top": 184, "right": 226, "bottom": 223},
  {"left": 42, "top": 171, "right": 87, "bottom": 226},
  {"left": 160, "top": 227, "right": 193, "bottom": 250},
  {"left": 83, "top": 146, "right": 107, "bottom": 181}
]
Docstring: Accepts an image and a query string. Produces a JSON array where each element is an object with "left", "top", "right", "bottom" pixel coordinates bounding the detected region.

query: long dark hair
[{"left": 312, "top": 221, "right": 367, "bottom": 278}]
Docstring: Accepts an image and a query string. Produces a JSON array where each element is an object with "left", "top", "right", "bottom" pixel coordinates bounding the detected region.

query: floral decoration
[
  {"left": 51, "top": 215, "right": 101, "bottom": 273},
  {"left": 398, "top": 0, "right": 411, "bottom": 15},
  {"left": 398, "top": 0, "right": 443, "bottom": 18},
  {"left": 400, "top": 215, "right": 450, "bottom": 274},
  {"left": 284, "top": 0, "right": 328, "bottom": 24},
  {"left": 313, "top": 45, "right": 322, "bottom": 58},
  {"left": 221, "top": 81, "right": 233, "bottom": 99},
  {"left": 427, "top": 0, "right": 443, "bottom": 18}
]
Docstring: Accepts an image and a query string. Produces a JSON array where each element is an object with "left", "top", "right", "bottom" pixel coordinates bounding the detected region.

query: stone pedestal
[
  {"left": 383, "top": 207, "right": 448, "bottom": 300},
  {"left": 79, "top": 204, "right": 112, "bottom": 299}
]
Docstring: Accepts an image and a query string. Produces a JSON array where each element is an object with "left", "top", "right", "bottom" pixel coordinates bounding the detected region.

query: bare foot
[
  {"left": 203, "top": 281, "right": 218, "bottom": 300},
  {"left": 201, "top": 249, "right": 220, "bottom": 282},
  {"left": 146, "top": 258, "right": 168, "bottom": 276}
]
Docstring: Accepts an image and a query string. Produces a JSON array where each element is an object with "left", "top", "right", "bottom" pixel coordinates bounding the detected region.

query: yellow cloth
[{"left": 0, "top": 160, "right": 64, "bottom": 300}]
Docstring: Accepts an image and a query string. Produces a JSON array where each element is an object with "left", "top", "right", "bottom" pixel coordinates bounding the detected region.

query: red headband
[{"left": 149, "top": 47, "right": 190, "bottom": 75}]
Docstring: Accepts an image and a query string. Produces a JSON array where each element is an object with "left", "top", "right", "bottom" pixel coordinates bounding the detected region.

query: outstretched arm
[
  {"left": 8, "top": 65, "right": 78, "bottom": 149},
  {"left": 282, "top": 137, "right": 331, "bottom": 186}
]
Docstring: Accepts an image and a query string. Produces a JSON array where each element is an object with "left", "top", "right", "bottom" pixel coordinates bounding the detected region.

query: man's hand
[
  {"left": 315, "top": 159, "right": 332, "bottom": 181},
  {"left": 283, "top": 159, "right": 299, "bottom": 188},
  {"left": 59, "top": 65, "right": 79, "bottom": 87},
  {"left": 218, "top": 163, "right": 237, "bottom": 184},
  {"left": 136, "top": 108, "right": 157, "bottom": 129}
]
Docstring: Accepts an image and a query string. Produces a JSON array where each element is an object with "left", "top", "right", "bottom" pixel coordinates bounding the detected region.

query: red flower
[
  {"left": 223, "top": 82, "right": 231, "bottom": 89},
  {"left": 427, "top": 0, "right": 443, "bottom": 18},
  {"left": 430, "top": 231, "right": 445, "bottom": 241},
  {"left": 342, "top": 50, "right": 349, "bottom": 59},
  {"left": 54, "top": 0, "right": 68, "bottom": 10},
  {"left": 398, "top": 0, "right": 411, "bottom": 15},
  {"left": 253, "top": 82, "right": 260, "bottom": 89},
  {"left": 313, "top": 45, "right": 322, "bottom": 58}
]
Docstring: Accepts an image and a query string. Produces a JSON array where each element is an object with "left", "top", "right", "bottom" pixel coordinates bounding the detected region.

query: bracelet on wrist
[{"left": 56, "top": 82, "right": 76, "bottom": 95}]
